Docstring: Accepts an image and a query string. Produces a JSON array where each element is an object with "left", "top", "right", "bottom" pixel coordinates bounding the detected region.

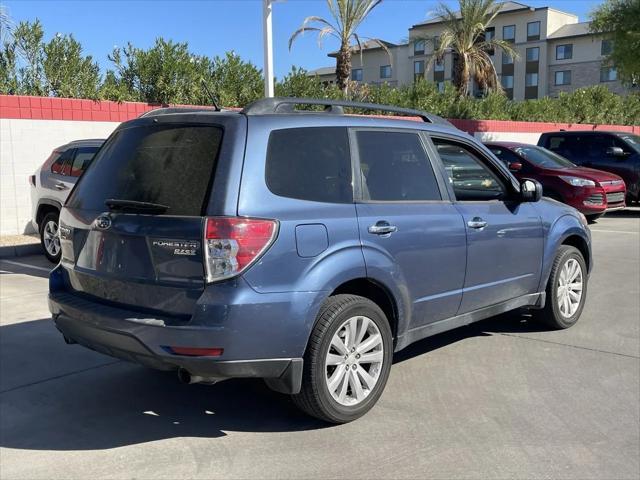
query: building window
[
  {"left": 555, "top": 70, "right": 572, "bottom": 85},
  {"left": 414, "top": 39, "right": 425, "bottom": 55},
  {"left": 434, "top": 59, "right": 445, "bottom": 72},
  {"left": 414, "top": 60, "right": 425, "bottom": 82},
  {"left": 525, "top": 73, "right": 539, "bottom": 87},
  {"left": 526, "top": 47, "right": 539, "bottom": 62},
  {"left": 436, "top": 81, "right": 445, "bottom": 93},
  {"left": 503, "top": 25, "right": 516, "bottom": 42},
  {"left": 501, "top": 75, "right": 514, "bottom": 89},
  {"left": 351, "top": 68, "right": 363, "bottom": 81},
  {"left": 485, "top": 27, "right": 495, "bottom": 42},
  {"left": 601, "top": 39, "right": 613, "bottom": 56},
  {"left": 380, "top": 65, "right": 392, "bottom": 79},
  {"left": 527, "top": 21, "right": 540, "bottom": 41},
  {"left": 502, "top": 52, "right": 514, "bottom": 65},
  {"left": 556, "top": 44, "right": 573, "bottom": 60},
  {"left": 600, "top": 66, "right": 617, "bottom": 82}
]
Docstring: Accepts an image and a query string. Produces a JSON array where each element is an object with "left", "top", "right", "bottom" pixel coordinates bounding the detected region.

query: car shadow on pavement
[
  {"left": 603, "top": 208, "right": 640, "bottom": 219},
  {"left": 0, "top": 310, "right": 549, "bottom": 451}
]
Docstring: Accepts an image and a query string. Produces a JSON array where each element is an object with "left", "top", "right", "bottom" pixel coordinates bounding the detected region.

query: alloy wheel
[
  {"left": 557, "top": 258, "right": 583, "bottom": 318},
  {"left": 324, "top": 315, "right": 384, "bottom": 406},
  {"left": 43, "top": 220, "right": 60, "bottom": 257}
]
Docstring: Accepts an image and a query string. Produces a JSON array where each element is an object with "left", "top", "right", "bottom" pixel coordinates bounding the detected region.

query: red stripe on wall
[{"left": 1, "top": 94, "right": 638, "bottom": 134}]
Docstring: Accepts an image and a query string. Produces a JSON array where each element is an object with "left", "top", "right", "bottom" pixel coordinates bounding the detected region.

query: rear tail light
[
  {"left": 28, "top": 175, "right": 36, "bottom": 187},
  {"left": 203, "top": 217, "right": 277, "bottom": 282}
]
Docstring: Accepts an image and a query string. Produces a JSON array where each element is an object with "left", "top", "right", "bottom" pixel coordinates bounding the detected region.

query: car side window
[
  {"left": 490, "top": 147, "right": 519, "bottom": 165},
  {"left": 70, "top": 146, "right": 99, "bottom": 177},
  {"left": 355, "top": 130, "right": 441, "bottom": 201},
  {"left": 433, "top": 139, "right": 507, "bottom": 201},
  {"left": 50, "top": 150, "right": 70, "bottom": 175},
  {"left": 266, "top": 127, "right": 352, "bottom": 203}
]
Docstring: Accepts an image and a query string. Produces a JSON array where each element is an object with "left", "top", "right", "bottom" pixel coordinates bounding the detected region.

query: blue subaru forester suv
[{"left": 49, "top": 98, "right": 592, "bottom": 423}]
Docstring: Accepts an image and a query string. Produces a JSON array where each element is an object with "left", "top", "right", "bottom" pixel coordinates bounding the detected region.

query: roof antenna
[{"left": 201, "top": 79, "right": 221, "bottom": 111}]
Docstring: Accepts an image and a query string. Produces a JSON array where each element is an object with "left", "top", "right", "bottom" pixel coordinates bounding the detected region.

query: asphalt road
[{"left": 1, "top": 209, "right": 638, "bottom": 479}]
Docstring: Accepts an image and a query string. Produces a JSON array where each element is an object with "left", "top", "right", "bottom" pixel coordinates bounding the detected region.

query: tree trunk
[
  {"left": 455, "top": 54, "right": 470, "bottom": 97},
  {"left": 335, "top": 42, "right": 351, "bottom": 94}
]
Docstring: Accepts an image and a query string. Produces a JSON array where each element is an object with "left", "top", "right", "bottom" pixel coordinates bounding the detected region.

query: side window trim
[
  {"left": 348, "top": 127, "right": 451, "bottom": 204},
  {"left": 427, "top": 133, "right": 519, "bottom": 202}
]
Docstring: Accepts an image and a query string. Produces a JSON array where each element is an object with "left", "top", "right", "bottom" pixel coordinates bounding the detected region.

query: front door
[
  {"left": 431, "top": 138, "right": 544, "bottom": 314},
  {"left": 352, "top": 129, "right": 467, "bottom": 329}
]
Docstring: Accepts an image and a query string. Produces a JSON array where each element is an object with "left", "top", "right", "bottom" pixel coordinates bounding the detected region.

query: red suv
[{"left": 486, "top": 142, "right": 626, "bottom": 221}]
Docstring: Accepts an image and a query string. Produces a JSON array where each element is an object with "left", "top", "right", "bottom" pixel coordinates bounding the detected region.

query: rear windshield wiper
[{"left": 105, "top": 199, "right": 169, "bottom": 214}]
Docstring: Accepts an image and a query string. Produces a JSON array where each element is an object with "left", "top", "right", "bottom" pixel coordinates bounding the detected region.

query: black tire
[
  {"left": 585, "top": 214, "right": 601, "bottom": 224},
  {"left": 535, "top": 245, "right": 587, "bottom": 329},
  {"left": 292, "top": 294, "right": 393, "bottom": 424},
  {"left": 40, "top": 211, "right": 61, "bottom": 263}
]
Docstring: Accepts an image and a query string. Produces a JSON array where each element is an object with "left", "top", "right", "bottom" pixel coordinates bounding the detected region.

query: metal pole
[{"left": 263, "top": 0, "right": 274, "bottom": 98}]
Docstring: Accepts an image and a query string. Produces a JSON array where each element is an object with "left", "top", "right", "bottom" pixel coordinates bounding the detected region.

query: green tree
[
  {"left": 106, "top": 38, "right": 214, "bottom": 104},
  {"left": 426, "top": 0, "right": 518, "bottom": 96},
  {"left": 43, "top": 33, "right": 100, "bottom": 99},
  {"left": 275, "top": 66, "right": 339, "bottom": 99},
  {"left": 289, "top": 0, "right": 387, "bottom": 93},
  {"left": 209, "top": 51, "right": 263, "bottom": 107},
  {"left": 590, "top": 0, "right": 640, "bottom": 84},
  {"left": 11, "top": 19, "right": 46, "bottom": 95}
]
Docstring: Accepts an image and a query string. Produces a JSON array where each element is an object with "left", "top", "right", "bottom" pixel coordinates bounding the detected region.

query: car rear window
[
  {"left": 265, "top": 127, "right": 352, "bottom": 203},
  {"left": 67, "top": 124, "right": 222, "bottom": 216}
]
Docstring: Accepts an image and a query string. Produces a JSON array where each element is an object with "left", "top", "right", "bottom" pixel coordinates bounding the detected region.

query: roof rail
[
  {"left": 139, "top": 107, "right": 219, "bottom": 118},
  {"left": 241, "top": 97, "right": 453, "bottom": 127}
]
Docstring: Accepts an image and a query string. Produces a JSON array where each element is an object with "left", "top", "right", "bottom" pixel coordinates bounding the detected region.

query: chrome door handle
[
  {"left": 368, "top": 222, "right": 398, "bottom": 235},
  {"left": 467, "top": 217, "right": 487, "bottom": 229},
  {"left": 54, "top": 182, "right": 68, "bottom": 190}
]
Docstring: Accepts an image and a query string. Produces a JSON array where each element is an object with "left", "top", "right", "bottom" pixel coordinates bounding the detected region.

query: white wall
[{"left": 0, "top": 118, "right": 119, "bottom": 235}]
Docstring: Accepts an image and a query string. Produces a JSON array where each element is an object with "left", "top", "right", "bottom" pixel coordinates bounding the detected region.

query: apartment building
[{"left": 308, "top": 1, "right": 630, "bottom": 100}]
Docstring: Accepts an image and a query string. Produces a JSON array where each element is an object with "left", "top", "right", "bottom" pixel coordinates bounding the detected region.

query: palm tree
[
  {"left": 289, "top": 0, "right": 388, "bottom": 93},
  {"left": 426, "top": 0, "right": 519, "bottom": 96}
]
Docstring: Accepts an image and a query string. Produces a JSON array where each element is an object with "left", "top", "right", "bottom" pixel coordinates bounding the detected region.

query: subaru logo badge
[{"left": 95, "top": 214, "right": 112, "bottom": 231}]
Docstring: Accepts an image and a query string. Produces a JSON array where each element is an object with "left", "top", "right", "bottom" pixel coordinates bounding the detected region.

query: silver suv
[{"left": 30, "top": 139, "right": 104, "bottom": 262}]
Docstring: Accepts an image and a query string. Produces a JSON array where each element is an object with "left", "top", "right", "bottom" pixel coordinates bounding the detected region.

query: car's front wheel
[
  {"left": 536, "top": 245, "right": 587, "bottom": 329},
  {"left": 40, "top": 211, "right": 61, "bottom": 263},
  {"left": 292, "top": 294, "right": 393, "bottom": 423}
]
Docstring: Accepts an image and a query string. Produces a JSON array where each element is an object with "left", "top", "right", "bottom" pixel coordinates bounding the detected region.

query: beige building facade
[{"left": 309, "top": 1, "right": 632, "bottom": 100}]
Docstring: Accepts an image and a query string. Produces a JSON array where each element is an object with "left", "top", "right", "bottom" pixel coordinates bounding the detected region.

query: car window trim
[
  {"left": 426, "top": 133, "right": 520, "bottom": 203},
  {"left": 348, "top": 127, "right": 452, "bottom": 204}
]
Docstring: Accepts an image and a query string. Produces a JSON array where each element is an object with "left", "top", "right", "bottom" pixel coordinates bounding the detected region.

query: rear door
[
  {"left": 60, "top": 118, "right": 232, "bottom": 316},
  {"left": 352, "top": 128, "right": 467, "bottom": 329},
  {"left": 42, "top": 148, "right": 75, "bottom": 204},
  {"left": 431, "top": 137, "right": 543, "bottom": 314}
]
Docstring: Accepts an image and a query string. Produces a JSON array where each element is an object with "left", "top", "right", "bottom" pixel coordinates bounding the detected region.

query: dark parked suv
[
  {"left": 538, "top": 131, "right": 640, "bottom": 204},
  {"left": 50, "top": 98, "right": 592, "bottom": 423}
]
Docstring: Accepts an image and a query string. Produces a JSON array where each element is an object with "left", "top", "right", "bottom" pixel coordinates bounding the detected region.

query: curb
[{"left": 0, "top": 243, "right": 43, "bottom": 259}]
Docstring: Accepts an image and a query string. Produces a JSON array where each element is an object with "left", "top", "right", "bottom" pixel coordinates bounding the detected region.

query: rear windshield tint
[{"left": 68, "top": 124, "right": 222, "bottom": 216}]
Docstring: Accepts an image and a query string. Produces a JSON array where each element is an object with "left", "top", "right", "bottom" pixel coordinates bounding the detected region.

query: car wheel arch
[{"left": 36, "top": 199, "right": 62, "bottom": 227}]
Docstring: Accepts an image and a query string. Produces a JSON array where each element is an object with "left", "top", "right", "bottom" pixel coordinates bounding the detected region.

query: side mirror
[
  {"left": 520, "top": 179, "right": 543, "bottom": 202},
  {"left": 606, "top": 146, "right": 625, "bottom": 158},
  {"left": 508, "top": 161, "right": 523, "bottom": 172}
]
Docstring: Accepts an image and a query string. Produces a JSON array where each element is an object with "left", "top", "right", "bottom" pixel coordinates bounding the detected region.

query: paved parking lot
[{"left": 1, "top": 209, "right": 638, "bottom": 479}]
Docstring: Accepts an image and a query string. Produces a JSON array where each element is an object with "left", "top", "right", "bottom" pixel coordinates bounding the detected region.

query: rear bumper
[{"left": 49, "top": 287, "right": 311, "bottom": 394}]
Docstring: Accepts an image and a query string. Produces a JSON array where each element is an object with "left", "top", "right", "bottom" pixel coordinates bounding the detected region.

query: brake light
[{"left": 203, "top": 217, "right": 277, "bottom": 282}]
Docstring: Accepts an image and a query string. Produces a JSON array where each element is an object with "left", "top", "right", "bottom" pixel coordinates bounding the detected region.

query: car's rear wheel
[
  {"left": 535, "top": 245, "right": 587, "bottom": 329},
  {"left": 292, "top": 294, "right": 393, "bottom": 423},
  {"left": 40, "top": 211, "right": 61, "bottom": 263}
]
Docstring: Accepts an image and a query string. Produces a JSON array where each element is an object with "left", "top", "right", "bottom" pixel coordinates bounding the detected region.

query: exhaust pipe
[{"left": 177, "top": 368, "right": 218, "bottom": 385}]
